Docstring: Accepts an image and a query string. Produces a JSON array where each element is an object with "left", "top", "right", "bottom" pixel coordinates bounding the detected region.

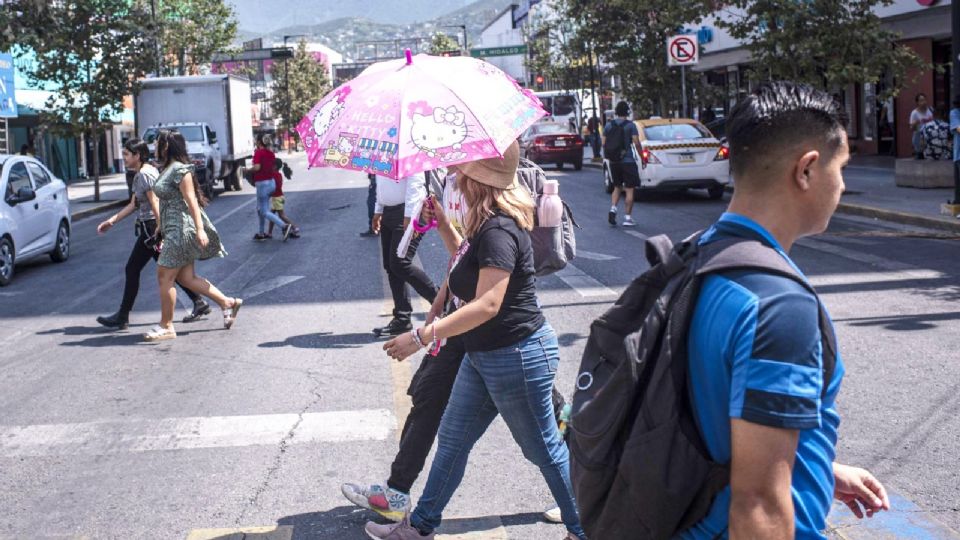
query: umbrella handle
[
  {"left": 405, "top": 49, "right": 413, "bottom": 65},
  {"left": 413, "top": 196, "right": 437, "bottom": 234}
]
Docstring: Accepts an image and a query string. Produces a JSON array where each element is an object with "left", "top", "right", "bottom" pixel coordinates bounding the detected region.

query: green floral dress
[{"left": 154, "top": 162, "right": 227, "bottom": 268}]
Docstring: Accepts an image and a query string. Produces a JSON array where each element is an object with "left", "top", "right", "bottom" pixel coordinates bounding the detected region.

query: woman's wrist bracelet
[{"left": 411, "top": 328, "right": 425, "bottom": 348}]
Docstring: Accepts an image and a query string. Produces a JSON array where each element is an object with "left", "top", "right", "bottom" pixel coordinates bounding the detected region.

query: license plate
[
  {"left": 554, "top": 140, "right": 567, "bottom": 147},
  {"left": 679, "top": 153, "right": 695, "bottom": 163}
]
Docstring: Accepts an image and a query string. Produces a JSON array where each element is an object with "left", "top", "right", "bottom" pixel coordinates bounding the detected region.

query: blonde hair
[{"left": 459, "top": 173, "right": 535, "bottom": 237}]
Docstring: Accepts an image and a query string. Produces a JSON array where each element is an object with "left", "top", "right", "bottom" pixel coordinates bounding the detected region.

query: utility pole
[
  {"left": 151, "top": 0, "right": 162, "bottom": 76},
  {"left": 283, "top": 34, "right": 307, "bottom": 153}
]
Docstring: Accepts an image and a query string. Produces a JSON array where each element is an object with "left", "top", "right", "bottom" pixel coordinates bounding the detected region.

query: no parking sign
[{"left": 667, "top": 35, "right": 699, "bottom": 67}]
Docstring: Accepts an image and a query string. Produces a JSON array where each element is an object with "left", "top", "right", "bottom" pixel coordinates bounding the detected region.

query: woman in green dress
[{"left": 145, "top": 130, "right": 242, "bottom": 342}]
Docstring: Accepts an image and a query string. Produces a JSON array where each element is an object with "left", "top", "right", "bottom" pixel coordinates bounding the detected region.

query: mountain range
[{"left": 232, "top": 0, "right": 512, "bottom": 59}]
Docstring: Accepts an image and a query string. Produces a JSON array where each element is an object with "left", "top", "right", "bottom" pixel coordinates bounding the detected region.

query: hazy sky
[{"left": 226, "top": 0, "right": 483, "bottom": 33}]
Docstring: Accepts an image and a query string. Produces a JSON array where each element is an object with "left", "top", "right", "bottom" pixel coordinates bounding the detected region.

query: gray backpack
[
  {"left": 569, "top": 232, "right": 837, "bottom": 539},
  {"left": 427, "top": 161, "right": 579, "bottom": 276},
  {"left": 516, "top": 158, "right": 579, "bottom": 276}
]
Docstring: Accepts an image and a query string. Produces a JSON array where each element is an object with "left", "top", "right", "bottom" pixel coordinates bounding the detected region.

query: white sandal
[
  {"left": 144, "top": 325, "right": 177, "bottom": 342},
  {"left": 223, "top": 298, "right": 243, "bottom": 329}
]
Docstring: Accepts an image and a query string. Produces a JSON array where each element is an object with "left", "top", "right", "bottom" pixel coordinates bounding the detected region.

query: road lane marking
[
  {"left": 622, "top": 229, "right": 649, "bottom": 241},
  {"left": 186, "top": 526, "right": 293, "bottom": 540},
  {"left": 435, "top": 516, "right": 508, "bottom": 539},
  {"left": 576, "top": 250, "right": 620, "bottom": 261},
  {"left": 218, "top": 254, "right": 274, "bottom": 296},
  {"left": 808, "top": 269, "right": 944, "bottom": 288},
  {"left": 0, "top": 409, "right": 396, "bottom": 457},
  {"left": 797, "top": 237, "right": 916, "bottom": 272},
  {"left": 242, "top": 275, "right": 305, "bottom": 300},
  {"left": 554, "top": 263, "right": 616, "bottom": 297},
  {"left": 212, "top": 198, "right": 254, "bottom": 226}
]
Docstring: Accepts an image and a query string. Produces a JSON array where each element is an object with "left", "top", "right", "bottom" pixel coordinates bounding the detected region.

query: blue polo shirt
[{"left": 679, "top": 213, "right": 845, "bottom": 540}]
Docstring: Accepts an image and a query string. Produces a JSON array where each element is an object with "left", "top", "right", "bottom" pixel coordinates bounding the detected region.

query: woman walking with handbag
[
  {"left": 95, "top": 139, "right": 210, "bottom": 329},
  {"left": 366, "top": 142, "right": 586, "bottom": 540},
  {"left": 144, "top": 130, "right": 242, "bottom": 342}
]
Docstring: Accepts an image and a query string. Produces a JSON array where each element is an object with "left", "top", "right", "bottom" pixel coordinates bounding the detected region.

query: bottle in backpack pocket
[{"left": 538, "top": 180, "right": 563, "bottom": 228}]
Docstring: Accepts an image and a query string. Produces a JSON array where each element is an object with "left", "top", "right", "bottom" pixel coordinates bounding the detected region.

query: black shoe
[
  {"left": 373, "top": 318, "right": 413, "bottom": 337},
  {"left": 359, "top": 229, "right": 378, "bottom": 238},
  {"left": 97, "top": 311, "right": 129, "bottom": 330},
  {"left": 608, "top": 209, "right": 617, "bottom": 226},
  {"left": 182, "top": 301, "right": 212, "bottom": 323}
]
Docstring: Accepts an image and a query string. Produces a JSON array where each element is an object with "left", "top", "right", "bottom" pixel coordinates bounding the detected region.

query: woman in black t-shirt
[{"left": 370, "top": 142, "right": 585, "bottom": 540}]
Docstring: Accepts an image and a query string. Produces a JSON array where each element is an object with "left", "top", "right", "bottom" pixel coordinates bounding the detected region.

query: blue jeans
[
  {"left": 256, "top": 179, "right": 286, "bottom": 234},
  {"left": 410, "top": 322, "right": 586, "bottom": 539}
]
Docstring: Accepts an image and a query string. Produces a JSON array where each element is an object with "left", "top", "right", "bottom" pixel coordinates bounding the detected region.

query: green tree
[
  {"left": 12, "top": 0, "right": 153, "bottom": 200},
  {"left": 156, "top": 0, "right": 238, "bottom": 76},
  {"left": 427, "top": 32, "right": 460, "bottom": 55},
  {"left": 524, "top": 7, "right": 589, "bottom": 91},
  {"left": 560, "top": 0, "right": 713, "bottom": 117},
  {"left": 270, "top": 40, "right": 332, "bottom": 143},
  {"left": 715, "top": 0, "right": 924, "bottom": 99}
]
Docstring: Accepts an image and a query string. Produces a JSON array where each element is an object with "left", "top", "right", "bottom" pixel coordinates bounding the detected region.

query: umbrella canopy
[{"left": 296, "top": 52, "right": 546, "bottom": 180}]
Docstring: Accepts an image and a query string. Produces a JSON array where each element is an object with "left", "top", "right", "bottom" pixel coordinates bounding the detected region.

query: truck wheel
[
  {"left": 231, "top": 166, "right": 243, "bottom": 191},
  {"left": 707, "top": 186, "right": 725, "bottom": 200}
]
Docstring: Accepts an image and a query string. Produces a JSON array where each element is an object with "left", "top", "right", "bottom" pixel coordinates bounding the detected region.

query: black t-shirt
[{"left": 448, "top": 212, "right": 545, "bottom": 352}]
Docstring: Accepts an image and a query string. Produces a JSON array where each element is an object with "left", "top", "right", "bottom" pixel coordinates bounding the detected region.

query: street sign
[
  {"left": 0, "top": 52, "right": 17, "bottom": 119},
  {"left": 469, "top": 45, "right": 528, "bottom": 58},
  {"left": 667, "top": 35, "right": 699, "bottom": 67}
]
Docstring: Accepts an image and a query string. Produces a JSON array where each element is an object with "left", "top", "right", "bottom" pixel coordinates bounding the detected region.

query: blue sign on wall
[{"left": 0, "top": 52, "right": 17, "bottom": 118}]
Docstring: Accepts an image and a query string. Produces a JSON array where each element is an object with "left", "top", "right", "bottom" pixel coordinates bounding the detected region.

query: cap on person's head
[
  {"left": 615, "top": 101, "right": 630, "bottom": 117},
  {"left": 457, "top": 141, "right": 520, "bottom": 190}
]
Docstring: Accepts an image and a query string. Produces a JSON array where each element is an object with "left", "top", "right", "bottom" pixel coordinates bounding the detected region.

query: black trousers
[
  {"left": 366, "top": 174, "right": 377, "bottom": 229},
  {"left": 388, "top": 336, "right": 466, "bottom": 494},
  {"left": 119, "top": 220, "right": 200, "bottom": 315},
  {"left": 380, "top": 205, "right": 438, "bottom": 322}
]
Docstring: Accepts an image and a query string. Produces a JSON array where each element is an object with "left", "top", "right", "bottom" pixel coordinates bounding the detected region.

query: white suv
[{"left": 0, "top": 155, "right": 71, "bottom": 286}]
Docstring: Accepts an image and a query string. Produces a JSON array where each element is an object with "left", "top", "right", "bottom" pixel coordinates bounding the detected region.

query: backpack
[
  {"left": 603, "top": 120, "right": 629, "bottom": 162},
  {"left": 568, "top": 232, "right": 838, "bottom": 539},
  {"left": 516, "top": 157, "right": 579, "bottom": 276}
]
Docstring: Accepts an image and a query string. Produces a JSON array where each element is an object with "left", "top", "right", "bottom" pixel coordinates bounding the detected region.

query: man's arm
[{"left": 729, "top": 419, "right": 799, "bottom": 540}]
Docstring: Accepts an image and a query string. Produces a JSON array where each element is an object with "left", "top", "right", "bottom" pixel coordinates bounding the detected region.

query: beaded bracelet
[{"left": 411, "top": 328, "right": 425, "bottom": 349}]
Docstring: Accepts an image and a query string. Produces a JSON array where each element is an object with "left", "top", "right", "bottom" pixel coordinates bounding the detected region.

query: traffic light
[{"left": 535, "top": 74, "right": 545, "bottom": 90}]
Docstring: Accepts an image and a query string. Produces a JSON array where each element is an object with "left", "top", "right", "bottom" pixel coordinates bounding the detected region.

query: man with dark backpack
[
  {"left": 569, "top": 82, "right": 889, "bottom": 539},
  {"left": 602, "top": 101, "right": 640, "bottom": 227}
]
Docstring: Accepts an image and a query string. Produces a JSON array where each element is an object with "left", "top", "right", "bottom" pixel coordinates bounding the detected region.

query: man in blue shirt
[
  {"left": 949, "top": 95, "right": 960, "bottom": 205},
  {"left": 682, "top": 82, "right": 890, "bottom": 539}
]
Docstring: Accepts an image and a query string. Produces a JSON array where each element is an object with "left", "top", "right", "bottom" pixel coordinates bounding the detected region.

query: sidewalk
[
  {"left": 67, "top": 173, "right": 130, "bottom": 221},
  {"left": 581, "top": 149, "right": 960, "bottom": 232}
]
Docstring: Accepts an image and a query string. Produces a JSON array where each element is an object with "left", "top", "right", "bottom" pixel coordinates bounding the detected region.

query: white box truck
[{"left": 134, "top": 74, "right": 254, "bottom": 196}]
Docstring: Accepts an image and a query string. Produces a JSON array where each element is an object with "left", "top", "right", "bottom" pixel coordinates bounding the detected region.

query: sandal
[
  {"left": 223, "top": 298, "right": 243, "bottom": 329},
  {"left": 144, "top": 325, "right": 177, "bottom": 342}
]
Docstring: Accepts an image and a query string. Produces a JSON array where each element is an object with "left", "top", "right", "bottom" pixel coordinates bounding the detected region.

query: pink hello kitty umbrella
[{"left": 296, "top": 50, "right": 546, "bottom": 181}]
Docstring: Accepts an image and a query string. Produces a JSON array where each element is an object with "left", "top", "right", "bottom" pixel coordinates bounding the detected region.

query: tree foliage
[
  {"left": 715, "top": 0, "right": 925, "bottom": 99},
  {"left": 270, "top": 40, "right": 331, "bottom": 138},
  {"left": 556, "top": 0, "right": 713, "bottom": 117},
  {"left": 155, "top": 0, "right": 238, "bottom": 76},
  {"left": 11, "top": 0, "right": 153, "bottom": 196},
  {"left": 524, "top": 4, "right": 590, "bottom": 91},
  {"left": 427, "top": 32, "right": 461, "bottom": 55}
]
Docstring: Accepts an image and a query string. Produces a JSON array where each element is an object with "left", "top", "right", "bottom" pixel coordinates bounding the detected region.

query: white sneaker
[
  {"left": 544, "top": 506, "right": 562, "bottom": 523},
  {"left": 341, "top": 482, "right": 411, "bottom": 522},
  {"left": 622, "top": 216, "right": 635, "bottom": 227}
]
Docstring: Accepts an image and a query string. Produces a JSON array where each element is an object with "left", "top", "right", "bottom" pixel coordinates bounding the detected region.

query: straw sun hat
[{"left": 455, "top": 141, "right": 520, "bottom": 190}]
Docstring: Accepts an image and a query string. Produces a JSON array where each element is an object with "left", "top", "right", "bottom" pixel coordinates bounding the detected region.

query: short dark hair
[
  {"left": 726, "top": 81, "right": 848, "bottom": 179},
  {"left": 123, "top": 138, "right": 150, "bottom": 163},
  {"left": 615, "top": 101, "right": 630, "bottom": 117},
  {"left": 915, "top": 93, "right": 927, "bottom": 103}
]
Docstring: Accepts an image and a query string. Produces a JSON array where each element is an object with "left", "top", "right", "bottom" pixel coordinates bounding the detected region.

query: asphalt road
[{"left": 1, "top": 154, "right": 958, "bottom": 540}]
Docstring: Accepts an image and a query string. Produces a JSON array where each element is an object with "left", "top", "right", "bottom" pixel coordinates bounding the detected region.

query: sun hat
[{"left": 456, "top": 140, "right": 520, "bottom": 190}]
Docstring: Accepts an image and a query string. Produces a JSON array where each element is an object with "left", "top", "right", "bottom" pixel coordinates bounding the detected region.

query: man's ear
[{"left": 793, "top": 150, "right": 820, "bottom": 191}]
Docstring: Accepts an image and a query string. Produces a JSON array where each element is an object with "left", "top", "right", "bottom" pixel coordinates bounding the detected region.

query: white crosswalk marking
[
  {"left": 576, "top": 249, "right": 620, "bottom": 261},
  {"left": 0, "top": 409, "right": 396, "bottom": 457},
  {"left": 554, "top": 263, "right": 616, "bottom": 297},
  {"left": 622, "top": 229, "right": 648, "bottom": 240}
]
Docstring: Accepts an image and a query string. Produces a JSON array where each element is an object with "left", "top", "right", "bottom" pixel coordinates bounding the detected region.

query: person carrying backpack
[
  {"left": 569, "top": 82, "right": 889, "bottom": 539},
  {"left": 602, "top": 101, "right": 640, "bottom": 227}
]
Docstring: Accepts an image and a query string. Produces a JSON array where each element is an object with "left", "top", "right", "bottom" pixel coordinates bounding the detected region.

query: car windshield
[
  {"left": 644, "top": 123, "right": 711, "bottom": 141},
  {"left": 535, "top": 124, "right": 569, "bottom": 134}
]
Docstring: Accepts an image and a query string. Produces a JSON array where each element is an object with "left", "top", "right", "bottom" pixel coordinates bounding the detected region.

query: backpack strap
[{"left": 695, "top": 237, "right": 837, "bottom": 399}]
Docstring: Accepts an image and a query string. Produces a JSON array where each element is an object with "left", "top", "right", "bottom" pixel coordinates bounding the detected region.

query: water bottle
[{"left": 538, "top": 179, "right": 563, "bottom": 228}]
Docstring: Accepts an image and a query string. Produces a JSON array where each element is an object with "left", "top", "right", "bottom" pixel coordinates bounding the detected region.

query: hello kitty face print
[
  {"left": 312, "top": 99, "right": 345, "bottom": 139},
  {"left": 411, "top": 106, "right": 469, "bottom": 162}
]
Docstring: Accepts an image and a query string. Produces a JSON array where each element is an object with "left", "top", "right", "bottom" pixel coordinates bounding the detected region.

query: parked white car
[
  {"left": 0, "top": 154, "right": 71, "bottom": 286},
  {"left": 603, "top": 118, "right": 730, "bottom": 199}
]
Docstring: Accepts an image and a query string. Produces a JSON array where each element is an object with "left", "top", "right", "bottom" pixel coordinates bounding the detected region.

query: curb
[
  {"left": 578, "top": 161, "right": 960, "bottom": 233},
  {"left": 70, "top": 199, "right": 127, "bottom": 221}
]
